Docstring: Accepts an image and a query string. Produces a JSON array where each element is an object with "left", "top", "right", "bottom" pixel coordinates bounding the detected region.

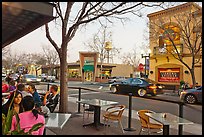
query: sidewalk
[{"left": 45, "top": 96, "right": 202, "bottom": 135}]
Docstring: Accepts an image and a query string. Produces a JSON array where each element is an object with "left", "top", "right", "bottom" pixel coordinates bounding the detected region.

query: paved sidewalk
[{"left": 45, "top": 96, "right": 202, "bottom": 135}]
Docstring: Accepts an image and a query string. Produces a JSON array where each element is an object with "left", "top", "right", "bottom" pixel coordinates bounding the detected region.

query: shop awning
[
  {"left": 83, "top": 65, "right": 94, "bottom": 72},
  {"left": 2, "top": 2, "right": 55, "bottom": 48}
]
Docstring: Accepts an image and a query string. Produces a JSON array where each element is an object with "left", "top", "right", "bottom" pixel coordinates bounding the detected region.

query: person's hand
[{"left": 45, "top": 91, "right": 50, "bottom": 96}]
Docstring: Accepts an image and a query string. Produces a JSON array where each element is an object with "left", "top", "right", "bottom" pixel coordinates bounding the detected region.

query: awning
[
  {"left": 2, "top": 2, "right": 55, "bottom": 48},
  {"left": 83, "top": 65, "right": 94, "bottom": 72}
]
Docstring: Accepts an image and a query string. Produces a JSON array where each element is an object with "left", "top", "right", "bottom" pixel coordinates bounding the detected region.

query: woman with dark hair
[
  {"left": 2, "top": 90, "right": 24, "bottom": 116},
  {"left": 11, "top": 96, "right": 45, "bottom": 135},
  {"left": 27, "top": 83, "right": 42, "bottom": 108}
]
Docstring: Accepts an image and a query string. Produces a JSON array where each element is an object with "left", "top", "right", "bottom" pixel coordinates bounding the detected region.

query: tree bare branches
[
  {"left": 45, "top": 2, "right": 166, "bottom": 112},
  {"left": 149, "top": 4, "right": 202, "bottom": 87}
]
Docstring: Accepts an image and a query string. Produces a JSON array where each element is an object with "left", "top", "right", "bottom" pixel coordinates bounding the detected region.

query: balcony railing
[{"left": 153, "top": 44, "right": 183, "bottom": 55}]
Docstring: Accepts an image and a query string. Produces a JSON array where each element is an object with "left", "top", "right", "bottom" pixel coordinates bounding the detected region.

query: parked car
[
  {"left": 39, "top": 73, "right": 56, "bottom": 82},
  {"left": 21, "top": 74, "right": 41, "bottom": 84},
  {"left": 180, "top": 86, "right": 202, "bottom": 104},
  {"left": 39, "top": 73, "right": 48, "bottom": 82},
  {"left": 108, "top": 76, "right": 126, "bottom": 84},
  {"left": 46, "top": 75, "right": 56, "bottom": 82},
  {"left": 109, "top": 78, "right": 164, "bottom": 97}
]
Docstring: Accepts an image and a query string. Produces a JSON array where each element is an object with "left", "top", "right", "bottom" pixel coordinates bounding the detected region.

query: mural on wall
[{"left": 158, "top": 68, "right": 180, "bottom": 83}]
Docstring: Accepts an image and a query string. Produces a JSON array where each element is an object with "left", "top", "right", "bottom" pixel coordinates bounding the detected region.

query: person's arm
[
  {"left": 43, "top": 91, "right": 50, "bottom": 106},
  {"left": 35, "top": 91, "right": 42, "bottom": 106}
]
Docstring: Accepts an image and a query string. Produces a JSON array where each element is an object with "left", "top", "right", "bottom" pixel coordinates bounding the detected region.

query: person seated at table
[
  {"left": 2, "top": 80, "right": 9, "bottom": 93},
  {"left": 42, "top": 84, "right": 60, "bottom": 113},
  {"left": 27, "top": 83, "right": 42, "bottom": 108},
  {"left": 7, "top": 79, "right": 17, "bottom": 92},
  {"left": 11, "top": 96, "right": 45, "bottom": 135},
  {"left": 2, "top": 90, "right": 24, "bottom": 116},
  {"left": 17, "top": 83, "right": 32, "bottom": 98}
]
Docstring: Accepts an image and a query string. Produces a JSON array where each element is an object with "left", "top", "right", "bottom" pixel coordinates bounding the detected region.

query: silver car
[
  {"left": 180, "top": 86, "right": 202, "bottom": 104},
  {"left": 22, "top": 74, "right": 41, "bottom": 84}
]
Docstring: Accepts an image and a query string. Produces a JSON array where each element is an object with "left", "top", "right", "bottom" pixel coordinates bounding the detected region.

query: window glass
[{"left": 131, "top": 78, "right": 143, "bottom": 84}]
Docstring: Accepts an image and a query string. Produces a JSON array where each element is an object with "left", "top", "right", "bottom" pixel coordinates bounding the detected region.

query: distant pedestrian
[{"left": 5, "top": 73, "right": 12, "bottom": 84}]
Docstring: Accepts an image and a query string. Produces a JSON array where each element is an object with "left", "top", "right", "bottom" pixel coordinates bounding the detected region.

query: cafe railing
[{"left": 40, "top": 82, "right": 199, "bottom": 135}]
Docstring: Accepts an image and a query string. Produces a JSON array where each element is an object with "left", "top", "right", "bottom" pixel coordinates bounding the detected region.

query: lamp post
[{"left": 141, "top": 49, "right": 151, "bottom": 78}]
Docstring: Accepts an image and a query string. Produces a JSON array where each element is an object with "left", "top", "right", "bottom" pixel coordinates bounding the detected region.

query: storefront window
[{"left": 68, "top": 69, "right": 79, "bottom": 78}]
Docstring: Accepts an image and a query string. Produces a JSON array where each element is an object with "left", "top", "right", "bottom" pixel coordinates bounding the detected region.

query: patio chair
[
  {"left": 82, "top": 104, "right": 95, "bottom": 125},
  {"left": 103, "top": 105, "right": 126, "bottom": 134},
  {"left": 137, "top": 110, "right": 163, "bottom": 135}
]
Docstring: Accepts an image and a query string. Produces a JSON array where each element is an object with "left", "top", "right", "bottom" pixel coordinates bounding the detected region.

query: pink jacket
[{"left": 11, "top": 111, "right": 45, "bottom": 135}]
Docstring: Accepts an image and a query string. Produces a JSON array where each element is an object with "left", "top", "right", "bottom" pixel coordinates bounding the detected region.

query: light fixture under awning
[{"left": 2, "top": 2, "right": 55, "bottom": 48}]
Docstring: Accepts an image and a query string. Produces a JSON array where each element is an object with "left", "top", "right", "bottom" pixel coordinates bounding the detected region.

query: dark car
[
  {"left": 180, "top": 86, "right": 202, "bottom": 104},
  {"left": 109, "top": 78, "right": 164, "bottom": 97}
]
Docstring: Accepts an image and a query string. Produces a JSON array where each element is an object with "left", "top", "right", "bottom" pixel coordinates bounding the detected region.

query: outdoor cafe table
[
  {"left": 76, "top": 99, "right": 118, "bottom": 129},
  {"left": 145, "top": 112, "right": 194, "bottom": 135},
  {"left": 2, "top": 92, "right": 10, "bottom": 97},
  {"left": 45, "top": 113, "right": 71, "bottom": 134}
]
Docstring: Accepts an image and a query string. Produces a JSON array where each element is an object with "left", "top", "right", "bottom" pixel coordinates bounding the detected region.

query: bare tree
[
  {"left": 84, "top": 26, "right": 121, "bottom": 81},
  {"left": 41, "top": 44, "right": 60, "bottom": 75},
  {"left": 149, "top": 3, "right": 202, "bottom": 87},
  {"left": 2, "top": 47, "right": 21, "bottom": 71},
  {"left": 45, "top": 2, "right": 164, "bottom": 113},
  {"left": 121, "top": 46, "right": 141, "bottom": 77}
]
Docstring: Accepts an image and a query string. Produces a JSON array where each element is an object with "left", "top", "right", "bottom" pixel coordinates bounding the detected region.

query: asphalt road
[{"left": 35, "top": 81, "right": 202, "bottom": 124}]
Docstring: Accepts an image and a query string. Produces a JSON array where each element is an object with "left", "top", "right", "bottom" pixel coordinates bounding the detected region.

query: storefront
[{"left": 147, "top": 2, "right": 202, "bottom": 88}]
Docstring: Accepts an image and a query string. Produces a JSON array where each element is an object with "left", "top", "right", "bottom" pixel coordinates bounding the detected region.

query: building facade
[{"left": 147, "top": 2, "right": 202, "bottom": 89}]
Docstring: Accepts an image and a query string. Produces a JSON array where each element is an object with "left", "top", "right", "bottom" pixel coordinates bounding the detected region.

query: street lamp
[{"left": 141, "top": 49, "right": 151, "bottom": 78}]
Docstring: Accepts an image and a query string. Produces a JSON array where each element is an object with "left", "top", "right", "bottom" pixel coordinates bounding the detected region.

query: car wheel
[
  {"left": 110, "top": 86, "right": 117, "bottom": 93},
  {"left": 138, "top": 88, "right": 147, "bottom": 97},
  {"left": 184, "top": 94, "right": 197, "bottom": 104}
]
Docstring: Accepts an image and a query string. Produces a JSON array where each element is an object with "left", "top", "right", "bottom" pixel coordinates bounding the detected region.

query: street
[{"left": 35, "top": 81, "right": 202, "bottom": 125}]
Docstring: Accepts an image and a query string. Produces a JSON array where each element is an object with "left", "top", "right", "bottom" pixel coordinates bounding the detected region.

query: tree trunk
[
  {"left": 59, "top": 44, "right": 68, "bottom": 113},
  {"left": 190, "top": 69, "right": 196, "bottom": 88}
]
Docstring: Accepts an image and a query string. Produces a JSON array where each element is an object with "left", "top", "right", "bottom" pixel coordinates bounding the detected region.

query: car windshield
[{"left": 25, "top": 75, "right": 36, "bottom": 78}]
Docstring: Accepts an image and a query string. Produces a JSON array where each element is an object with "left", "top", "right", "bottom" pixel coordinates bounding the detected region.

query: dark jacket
[{"left": 46, "top": 93, "right": 60, "bottom": 112}]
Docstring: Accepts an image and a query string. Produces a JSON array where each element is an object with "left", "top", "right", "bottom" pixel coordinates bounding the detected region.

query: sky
[{"left": 6, "top": 2, "right": 201, "bottom": 64}]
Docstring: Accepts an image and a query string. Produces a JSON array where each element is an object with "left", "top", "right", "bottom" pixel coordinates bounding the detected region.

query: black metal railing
[{"left": 38, "top": 82, "right": 199, "bottom": 135}]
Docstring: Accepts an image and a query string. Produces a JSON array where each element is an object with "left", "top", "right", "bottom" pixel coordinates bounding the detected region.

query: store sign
[{"left": 158, "top": 68, "right": 180, "bottom": 82}]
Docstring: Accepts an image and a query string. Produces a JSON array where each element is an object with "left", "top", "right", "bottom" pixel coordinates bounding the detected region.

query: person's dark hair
[
  {"left": 22, "top": 96, "right": 38, "bottom": 119},
  {"left": 17, "top": 83, "right": 25, "bottom": 91},
  {"left": 51, "top": 85, "right": 58, "bottom": 92},
  {"left": 2, "top": 90, "right": 23, "bottom": 116},
  {"left": 9, "top": 80, "right": 16, "bottom": 86},
  {"left": 29, "top": 83, "right": 36, "bottom": 91}
]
